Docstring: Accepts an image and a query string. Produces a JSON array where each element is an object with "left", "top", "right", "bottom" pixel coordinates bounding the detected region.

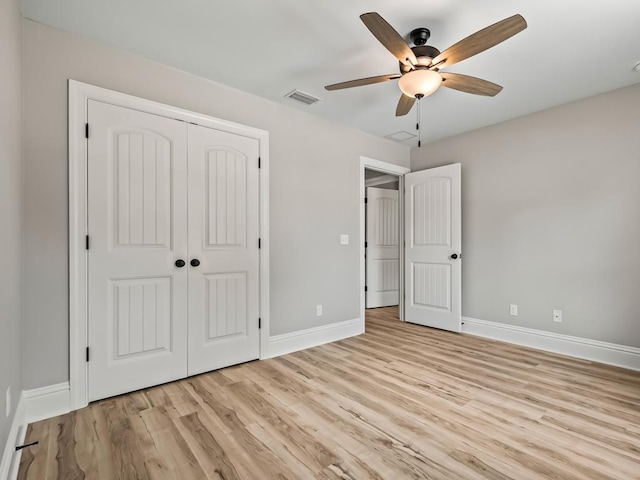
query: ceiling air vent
[
  {"left": 385, "top": 131, "right": 416, "bottom": 142},
  {"left": 285, "top": 89, "right": 320, "bottom": 106}
]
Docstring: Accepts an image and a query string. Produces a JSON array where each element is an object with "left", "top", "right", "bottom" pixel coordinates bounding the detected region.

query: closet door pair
[{"left": 86, "top": 100, "right": 259, "bottom": 401}]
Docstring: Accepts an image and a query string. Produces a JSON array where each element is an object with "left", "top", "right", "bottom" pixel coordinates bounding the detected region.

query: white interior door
[
  {"left": 366, "top": 187, "right": 399, "bottom": 308},
  {"left": 187, "top": 124, "right": 260, "bottom": 376},
  {"left": 87, "top": 100, "right": 189, "bottom": 401},
  {"left": 404, "top": 163, "right": 461, "bottom": 332}
]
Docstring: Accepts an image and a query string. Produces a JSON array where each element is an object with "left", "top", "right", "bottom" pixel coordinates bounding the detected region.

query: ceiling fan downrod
[{"left": 410, "top": 28, "right": 431, "bottom": 46}]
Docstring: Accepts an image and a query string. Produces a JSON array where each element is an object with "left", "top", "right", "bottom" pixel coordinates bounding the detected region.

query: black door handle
[
  {"left": 175, "top": 259, "right": 186, "bottom": 268},
  {"left": 190, "top": 259, "right": 201, "bottom": 267},
  {"left": 450, "top": 254, "right": 458, "bottom": 260}
]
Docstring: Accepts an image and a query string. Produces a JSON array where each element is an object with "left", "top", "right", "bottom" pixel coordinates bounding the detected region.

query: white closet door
[
  {"left": 87, "top": 100, "right": 189, "bottom": 401},
  {"left": 404, "top": 163, "right": 462, "bottom": 332},
  {"left": 187, "top": 124, "right": 260, "bottom": 376},
  {"left": 366, "top": 187, "right": 399, "bottom": 308}
]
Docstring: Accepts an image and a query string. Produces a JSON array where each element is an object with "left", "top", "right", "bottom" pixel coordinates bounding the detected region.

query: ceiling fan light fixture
[{"left": 398, "top": 69, "right": 442, "bottom": 98}]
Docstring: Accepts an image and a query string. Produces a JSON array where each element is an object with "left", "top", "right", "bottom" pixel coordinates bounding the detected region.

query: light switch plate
[{"left": 340, "top": 234, "right": 349, "bottom": 245}]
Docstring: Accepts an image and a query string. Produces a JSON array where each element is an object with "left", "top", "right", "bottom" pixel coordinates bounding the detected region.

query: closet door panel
[
  {"left": 187, "top": 124, "right": 260, "bottom": 375},
  {"left": 87, "top": 100, "right": 189, "bottom": 402}
]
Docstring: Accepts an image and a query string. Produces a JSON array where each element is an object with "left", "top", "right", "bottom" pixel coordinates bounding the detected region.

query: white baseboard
[
  {"left": 0, "top": 382, "right": 71, "bottom": 480},
  {"left": 0, "top": 392, "right": 26, "bottom": 480},
  {"left": 462, "top": 317, "right": 640, "bottom": 371},
  {"left": 23, "top": 382, "right": 71, "bottom": 424},
  {"left": 269, "top": 318, "right": 363, "bottom": 358}
]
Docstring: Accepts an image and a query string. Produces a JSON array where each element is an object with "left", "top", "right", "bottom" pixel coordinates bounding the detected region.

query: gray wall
[
  {"left": 0, "top": 0, "right": 23, "bottom": 452},
  {"left": 21, "top": 19, "right": 409, "bottom": 389},
  {"left": 411, "top": 84, "right": 640, "bottom": 348}
]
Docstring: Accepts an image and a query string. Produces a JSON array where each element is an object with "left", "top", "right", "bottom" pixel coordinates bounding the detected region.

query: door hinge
[
  {"left": 85, "top": 235, "right": 90, "bottom": 250},
  {"left": 258, "top": 318, "right": 262, "bottom": 329},
  {"left": 364, "top": 286, "right": 368, "bottom": 292},
  {"left": 258, "top": 238, "right": 261, "bottom": 249},
  {"left": 85, "top": 123, "right": 89, "bottom": 139},
  {"left": 364, "top": 197, "right": 368, "bottom": 204},
  {"left": 258, "top": 157, "right": 261, "bottom": 168},
  {"left": 365, "top": 241, "right": 368, "bottom": 248},
  {"left": 86, "top": 347, "right": 90, "bottom": 362}
]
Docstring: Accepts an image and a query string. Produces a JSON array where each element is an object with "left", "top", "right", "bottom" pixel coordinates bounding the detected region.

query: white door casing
[
  {"left": 187, "top": 124, "right": 260, "bottom": 376},
  {"left": 87, "top": 100, "right": 189, "bottom": 401},
  {"left": 366, "top": 187, "right": 399, "bottom": 308},
  {"left": 404, "top": 164, "right": 462, "bottom": 332}
]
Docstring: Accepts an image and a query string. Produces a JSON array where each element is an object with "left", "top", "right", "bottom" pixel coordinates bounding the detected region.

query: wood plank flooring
[{"left": 18, "top": 307, "right": 640, "bottom": 479}]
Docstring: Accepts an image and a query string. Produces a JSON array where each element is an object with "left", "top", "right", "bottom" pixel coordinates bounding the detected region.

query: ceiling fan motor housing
[{"left": 400, "top": 44, "right": 442, "bottom": 73}]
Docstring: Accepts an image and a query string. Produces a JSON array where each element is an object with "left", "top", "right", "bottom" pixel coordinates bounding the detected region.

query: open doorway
[
  {"left": 360, "top": 157, "right": 410, "bottom": 329},
  {"left": 365, "top": 170, "right": 400, "bottom": 309},
  {"left": 360, "top": 157, "right": 463, "bottom": 335}
]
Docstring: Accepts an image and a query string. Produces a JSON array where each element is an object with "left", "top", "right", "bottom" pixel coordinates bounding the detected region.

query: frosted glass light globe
[{"left": 398, "top": 69, "right": 442, "bottom": 98}]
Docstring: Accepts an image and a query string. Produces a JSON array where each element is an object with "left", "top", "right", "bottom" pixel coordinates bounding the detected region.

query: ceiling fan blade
[
  {"left": 440, "top": 73, "right": 503, "bottom": 96},
  {"left": 325, "top": 74, "right": 400, "bottom": 91},
  {"left": 431, "top": 14, "right": 527, "bottom": 69},
  {"left": 396, "top": 94, "right": 416, "bottom": 116},
  {"left": 360, "top": 12, "right": 418, "bottom": 66}
]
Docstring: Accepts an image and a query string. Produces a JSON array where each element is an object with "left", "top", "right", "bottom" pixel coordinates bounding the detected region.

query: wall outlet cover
[
  {"left": 553, "top": 310, "right": 563, "bottom": 322},
  {"left": 340, "top": 234, "right": 349, "bottom": 245},
  {"left": 509, "top": 304, "right": 518, "bottom": 316},
  {"left": 316, "top": 305, "right": 323, "bottom": 316}
]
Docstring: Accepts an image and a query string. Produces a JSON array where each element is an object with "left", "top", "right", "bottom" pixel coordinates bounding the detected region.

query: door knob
[
  {"left": 190, "top": 259, "right": 201, "bottom": 267},
  {"left": 450, "top": 254, "right": 459, "bottom": 260},
  {"left": 175, "top": 259, "right": 186, "bottom": 268}
]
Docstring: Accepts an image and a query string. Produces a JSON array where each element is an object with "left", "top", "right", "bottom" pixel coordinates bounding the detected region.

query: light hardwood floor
[{"left": 18, "top": 307, "right": 640, "bottom": 479}]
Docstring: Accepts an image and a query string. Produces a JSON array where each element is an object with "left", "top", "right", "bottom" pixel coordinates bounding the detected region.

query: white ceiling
[{"left": 20, "top": 0, "right": 640, "bottom": 145}]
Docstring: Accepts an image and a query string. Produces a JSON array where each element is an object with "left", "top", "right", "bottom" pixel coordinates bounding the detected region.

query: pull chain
[{"left": 416, "top": 97, "right": 422, "bottom": 147}]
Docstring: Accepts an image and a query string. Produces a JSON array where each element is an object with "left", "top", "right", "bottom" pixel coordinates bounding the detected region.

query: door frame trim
[
  {"left": 360, "top": 157, "right": 410, "bottom": 326},
  {"left": 69, "top": 80, "right": 270, "bottom": 410}
]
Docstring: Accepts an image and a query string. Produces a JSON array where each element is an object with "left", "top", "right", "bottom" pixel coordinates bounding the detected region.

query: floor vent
[{"left": 284, "top": 89, "right": 320, "bottom": 106}]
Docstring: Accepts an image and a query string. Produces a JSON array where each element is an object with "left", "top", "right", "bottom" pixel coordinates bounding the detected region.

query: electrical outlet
[
  {"left": 509, "top": 304, "right": 518, "bottom": 316},
  {"left": 553, "top": 310, "right": 562, "bottom": 323},
  {"left": 340, "top": 234, "right": 349, "bottom": 245},
  {"left": 5, "top": 386, "right": 10, "bottom": 418},
  {"left": 316, "top": 305, "right": 323, "bottom": 316}
]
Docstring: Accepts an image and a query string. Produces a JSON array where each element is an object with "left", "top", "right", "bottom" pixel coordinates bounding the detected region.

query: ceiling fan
[{"left": 325, "top": 12, "right": 528, "bottom": 117}]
